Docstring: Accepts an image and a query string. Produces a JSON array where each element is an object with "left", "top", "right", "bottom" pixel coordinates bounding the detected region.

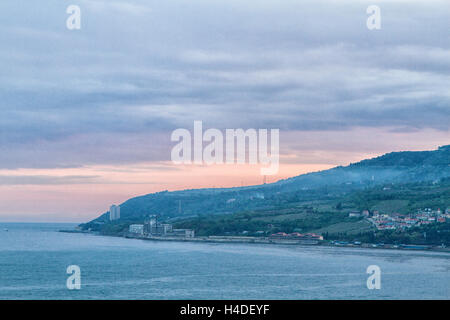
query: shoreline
[{"left": 59, "top": 230, "right": 450, "bottom": 253}]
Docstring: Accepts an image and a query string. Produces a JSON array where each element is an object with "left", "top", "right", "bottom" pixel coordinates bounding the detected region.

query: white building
[
  {"left": 129, "top": 224, "right": 144, "bottom": 235},
  {"left": 172, "top": 229, "right": 195, "bottom": 238},
  {"left": 109, "top": 205, "right": 120, "bottom": 221},
  {"left": 349, "top": 211, "right": 362, "bottom": 218}
]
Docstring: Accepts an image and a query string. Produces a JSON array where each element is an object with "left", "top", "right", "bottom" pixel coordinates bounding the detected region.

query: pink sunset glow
[{"left": 0, "top": 128, "right": 448, "bottom": 222}]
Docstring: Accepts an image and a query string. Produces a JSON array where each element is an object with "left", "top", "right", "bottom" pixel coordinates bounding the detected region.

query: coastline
[{"left": 59, "top": 229, "right": 450, "bottom": 253}]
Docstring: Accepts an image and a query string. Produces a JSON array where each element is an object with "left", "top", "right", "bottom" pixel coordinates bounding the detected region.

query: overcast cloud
[{"left": 0, "top": 0, "right": 449, "bottom": 170}]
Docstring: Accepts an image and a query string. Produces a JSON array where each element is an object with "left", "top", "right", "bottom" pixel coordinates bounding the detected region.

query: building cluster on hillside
[
  {"left": 128, "top": 217, "right": 195, "bottom": 238},
  {"left": 367, "top": 208, "right": 449, "bottom": 231},
  {"left": 269, "top": 232, "right": 324, "bottom": 241}
]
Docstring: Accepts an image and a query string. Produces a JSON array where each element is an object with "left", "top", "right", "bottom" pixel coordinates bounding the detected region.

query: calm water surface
[{"left": 0, "top": 223, "right": 449, "bottom": 299}]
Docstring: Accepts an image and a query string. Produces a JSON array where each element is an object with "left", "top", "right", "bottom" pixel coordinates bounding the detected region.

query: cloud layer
[
  {"left": 0, "top": 1, "right": 449, "bottom": 220},
  {"left": 0, "top": 0, "right": 448, "bottom": 170}
]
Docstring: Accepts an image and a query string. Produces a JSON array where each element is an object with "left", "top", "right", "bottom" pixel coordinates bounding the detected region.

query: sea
[{"left": 0, "top": 223, "right": 449, "bottom": 300}]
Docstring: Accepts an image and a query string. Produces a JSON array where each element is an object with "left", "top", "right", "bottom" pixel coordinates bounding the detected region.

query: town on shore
[{"left": 65, "top": 204, "right": 450, "bottom": 253}]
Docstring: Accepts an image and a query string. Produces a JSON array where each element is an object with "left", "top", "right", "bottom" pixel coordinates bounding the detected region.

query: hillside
[
  {"left": 81, "top": 145, "right": 450, "bottom": 230},
  {"left": 173, "top": 178, "right": 450, "bottom": 238}
]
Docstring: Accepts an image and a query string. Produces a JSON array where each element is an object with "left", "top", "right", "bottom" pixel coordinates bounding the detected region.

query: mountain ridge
[{"left": 84, "top": 144, "right": 450, "bottom": 225}]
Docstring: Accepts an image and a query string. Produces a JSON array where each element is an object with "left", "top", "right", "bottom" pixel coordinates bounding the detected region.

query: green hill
[
  {"left": 81, "top": 145, "right": 450, "bottom": 234},
  {"left": 172, "top": 178, "right": 450, "bottom": 239}
]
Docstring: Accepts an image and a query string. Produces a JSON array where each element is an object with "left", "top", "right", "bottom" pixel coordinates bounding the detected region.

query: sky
[{"left": 0, "top": 0, "right": 449, "bottom": 222}]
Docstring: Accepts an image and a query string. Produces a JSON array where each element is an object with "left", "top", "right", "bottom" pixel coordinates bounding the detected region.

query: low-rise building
[
  {"left": 349, "top": 211, "right": 362, "bottom": 218},
  {"left": 269, "top": 232, "right": 323, "bottom": 241},
  {"left": 142, "top": 218, "right": 194, "bottom": 238},
  {"left": 129, "top": 224, "right": 144, "bottom": 235},
  {"left": 172, "top": 229, "right": 195, "bottom": 238}
]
